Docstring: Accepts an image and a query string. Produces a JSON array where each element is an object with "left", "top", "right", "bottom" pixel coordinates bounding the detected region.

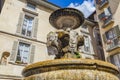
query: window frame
[
  {"left": 9, "top": 40, "right": 36, "bottom": 65},
  {"left": 21, "top": 15, "right": 34, "bottom": 37},
  {"left": 15, "top": 42, "right": 31, "bottom": 64},
  {"left": 16, "top": 10, "right": 39, "bottom": 39}
]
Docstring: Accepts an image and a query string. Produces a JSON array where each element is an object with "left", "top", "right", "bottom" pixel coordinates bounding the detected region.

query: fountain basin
[
  {"left": 49, "top": 8, "right": 85, "bottom": 30},
  {"left": 22, "top": 59, "right": 119, "bottom": 80}
]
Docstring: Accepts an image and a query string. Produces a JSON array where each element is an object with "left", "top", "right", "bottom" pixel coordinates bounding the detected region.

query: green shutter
[
  {"left": 10, "top": 41, "right": 19, "bottom": 63},
  {"left": 16, "top": 13, "right": 24, "bottom": 34},
  {"left": 102, "top": 34, "right": 107, "bottom": 43},
  {"left": 114, "top": 25, "right": 120, "bottom": 37},
  {"left": 32, "top": 17, "right": 39, "bottom": 38},
  {"left": 29, "top": 45, "right": 35, "bottom": 63}
]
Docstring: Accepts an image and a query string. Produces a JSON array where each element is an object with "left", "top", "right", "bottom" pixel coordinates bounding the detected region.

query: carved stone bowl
[{"left": 49, "top": 8, "right": 85, "bottom": 30}]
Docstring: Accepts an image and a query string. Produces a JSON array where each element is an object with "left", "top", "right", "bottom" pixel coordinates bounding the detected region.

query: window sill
[
  {"left": 21, "top": 34, "right": 33, "bottom": 39},
  {"left": 22, "top": 8, "right": 38, "bottom": 16},
  {"left": 9, "top": 62, "right": 27, "bottom": 66},
  {"left": 14, "top": 33, "right": 46, "bottom": 44},
  {"left": 15, "top": 33, "right": 37, "bottom": 41}
]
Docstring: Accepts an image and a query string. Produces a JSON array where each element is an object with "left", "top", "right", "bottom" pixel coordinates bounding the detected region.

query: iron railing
[
  {"left": 106, "top": 37, "right": 120, "bottom": 51},
  {"left": 96, "top": 0, "right": 108, "bottom": 8},
  {"left": 103, "top": 15, "right": 113, "bottom": 25}
]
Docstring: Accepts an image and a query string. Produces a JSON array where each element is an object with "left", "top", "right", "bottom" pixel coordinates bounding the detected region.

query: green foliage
[{"left": 74, "top": 51, "right": 81, "bottom": 58}]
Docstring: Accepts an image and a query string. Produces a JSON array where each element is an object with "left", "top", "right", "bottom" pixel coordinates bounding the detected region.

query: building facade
[
  {"left": 0, "top": 0, "right": 59, "bottom": 79},
  {"left": 0, "top": 0, "right": 105, "bottom": 79},
  {"left": 95, "top": 0, "right": 120, "bottom": 71},
  {"left": 79, "top": 20, "right": 97, "bottom": 59}
]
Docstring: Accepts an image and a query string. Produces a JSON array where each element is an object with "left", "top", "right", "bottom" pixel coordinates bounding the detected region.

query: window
[
  {"left": 27, "top": 3, "right": 36, "bottom": 10},
  {"left": 16, "top": 42, "right": 30, "bottom": 64},
  {"left": 84, "top": 36, "right": 90, "bottom": 52},
  {"left": 98, "top": 7, "right": 112, "bottom": 25},
  {"left": 110, "top": 53, "right": 120, "bottom": 71},
  {"left": 10, "top": 41, "right": 35, "bottom": 64},
  {"left": 105, "top": 29, "right": 116, "bottom": 40},
  {"left": 103, "top": 25, "right": 120, "bottom": 43},
  {"left": 16, "top": 12, "right": 39, "bottom": 38},
  {"left": 22, "top": 15, "right": 34, "bottom": 37},
  {"left": 104, "top": 26, "right": 120, "bottom": 51},
  {"left": 0, "top": 0, "right": 5, "bottom": 13}
]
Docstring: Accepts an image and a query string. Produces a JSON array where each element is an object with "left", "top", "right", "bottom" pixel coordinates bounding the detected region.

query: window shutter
[
  {"left": 10, "top": 41, "right": 19, "bottom": 63},
  {"left": 32, "top": 17, "right": 39, "bottom": 39},
  {"left": 102, "top": 34, "right": 107, "bottom": 43},
  {"left": 114, "top": 25, "right": 120, "bottom": 37},
  {"left": 16, "top": 13, "right": 24, "bottom": 34},
  {"left": 29, "top": 45, "right": 35, "bottom": 63}
]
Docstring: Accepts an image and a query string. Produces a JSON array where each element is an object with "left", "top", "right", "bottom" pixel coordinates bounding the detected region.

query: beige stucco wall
[
  {"left": 0, "top": 0, "right": 56, "bottom": 42},
  {"left": 0, "top": 33, "right": 23, "bottom": 79},
  {"left": 0, "top": 65, "right": 23, "bottom": 79},
  {"left": 0, "top": 0, "right": 25, "bottom": 34},
  {"left": 0, "top": 32, "right": 54, "bottom": 78},
  {"left": 0, "top": 0, "right": 56, "bottom": 79}
]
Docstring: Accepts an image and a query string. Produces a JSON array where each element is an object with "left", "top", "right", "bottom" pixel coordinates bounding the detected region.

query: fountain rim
[{"left": 22, "top": 59, "right": 119, "bottom": 77}]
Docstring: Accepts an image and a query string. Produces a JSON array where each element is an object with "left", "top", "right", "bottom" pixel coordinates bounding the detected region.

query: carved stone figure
[
  {"left": 0, "top": 52, "right": 10, "bottom": 65},
  {"left": 47, "top": 29, "right": 84, "bottom": 59}
]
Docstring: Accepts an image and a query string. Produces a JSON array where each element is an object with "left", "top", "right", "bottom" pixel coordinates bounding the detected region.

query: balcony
[
  {"left": 98, "top": 11, "right": 114, "bottom": 28},
  {"left": 102, "top": 15, "right": 114, "bottom": 28},
  {"left": 96, "top": 0, "right": 109, "bottom": 9},
  {"left": 106, "top": 37, "right": 120, "bottom": 52}
]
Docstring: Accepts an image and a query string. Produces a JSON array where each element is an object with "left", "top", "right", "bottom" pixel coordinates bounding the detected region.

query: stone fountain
[{"left": 22, "top": 8, "right": 119, "bottom": 80}]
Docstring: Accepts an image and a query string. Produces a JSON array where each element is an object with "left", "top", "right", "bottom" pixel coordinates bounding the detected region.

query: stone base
[
  {"left": 24, "top": 69, "right": 119, "bottom": 80},
  {"left": 22, "top": 59, "right": 119, "bottom": 80}
]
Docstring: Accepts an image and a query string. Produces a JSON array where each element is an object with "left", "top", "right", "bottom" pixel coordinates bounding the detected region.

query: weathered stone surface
[{"left": 23, "top": 59, "right": 119, "bottom": 80}]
